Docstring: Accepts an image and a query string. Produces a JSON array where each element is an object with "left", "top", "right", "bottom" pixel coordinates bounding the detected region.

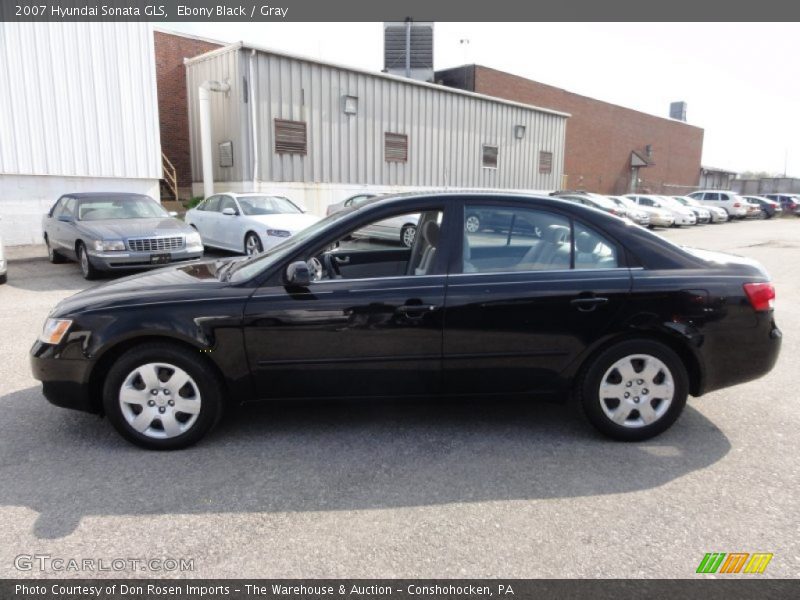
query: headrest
[
  {"left": 576, "top": 231, "right": 599, "bottom": 253},
  {"left": 543, "top": 224, "right": 569, "bottom": 244},
  {"left": 422, "top": 221, "right": 440, "bottom": 248}
]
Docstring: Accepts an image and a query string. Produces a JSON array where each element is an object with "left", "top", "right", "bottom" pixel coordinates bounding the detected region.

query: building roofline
[
  {"left": 153, "top": 27, "right": 226, "bottom": 47},
  {"left": 437, "top": 63, "right": 703, "bottom": 131},
  {"left": 184, "top": 42, "right": 571, "bottom": 119}
]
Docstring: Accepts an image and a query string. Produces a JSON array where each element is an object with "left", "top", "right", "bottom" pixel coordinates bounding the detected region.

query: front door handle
[
  {"left": 570, "top": 296, "right": 608, "bottom": 312},
  {"left": 395, "top": 304, "right": 438, "bottom": 320}
]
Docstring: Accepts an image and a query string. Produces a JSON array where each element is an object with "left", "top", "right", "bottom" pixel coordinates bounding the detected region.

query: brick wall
[
  {"left": 154, "top": 31, "right": 222, "bottom": 191},
  {"left": 437, "top": 65, "right": 704, "bottom": 195}
]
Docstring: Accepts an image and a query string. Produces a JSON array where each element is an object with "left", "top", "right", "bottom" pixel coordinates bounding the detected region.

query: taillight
[
  {"left": 733, "top": 203, "right": 741, "bottom": 207},
  {"left": 743, "top": 282, "right": 775, "bottom": 312}
]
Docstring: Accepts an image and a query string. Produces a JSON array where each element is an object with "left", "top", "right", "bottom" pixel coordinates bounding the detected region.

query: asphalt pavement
[{"left": 0, "top": 219, "right": 797, "bottom": 578}]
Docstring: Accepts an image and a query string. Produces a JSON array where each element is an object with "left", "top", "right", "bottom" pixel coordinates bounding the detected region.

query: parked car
[
  {"left": 762, "top": 194, "right": 800, "bottom": 216},
  {"left": 672, "top": 196, "right": 728, "bottom": 223},
  {"left": 626, "top": 194, "right": 696, "bottom": 226},
  {"left": 31, "top": 192, "right": 781, "bottom": 449},
  {"left": 605, "top": 196, "right": 650, "bottom": 227},
  {"left": 743, "top": 196, "right": 781, "bottom": 219},
  {"left": 609, "top": 196, "right": 673, "bottom": 228},
  {"left": 0, "top": 221, "right": 6, "bottom": 284},
  {"left": 353, "top": 213, "right": 420, "bottom": 248},
  {"left": 326, "top": 193, "right": 378, "bottom": 216},
  {"left": 665, "top": 196, "right": 711, "bottom": 224},
  {"left": 551, "top": 192, "right": 628, "bottom": 218},
  {"left": 43, "top": 193, "right": 204, "bottom": 280},
  {"left": 185, "top": 193, "right": 320, "bottom": 256},
  {"left": 687, "top": 190, "right": 749, "bottom": 219}
]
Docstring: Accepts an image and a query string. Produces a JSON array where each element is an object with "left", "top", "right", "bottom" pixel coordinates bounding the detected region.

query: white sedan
[{"left": 185, "top": 193, "right": 320, "bottom": 255}]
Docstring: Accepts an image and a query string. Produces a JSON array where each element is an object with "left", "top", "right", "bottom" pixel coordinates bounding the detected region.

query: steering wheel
[
  {"left": 323, "top": 253, "right": 342, "bottom": 279},
  {"left": 307, "top": 257, "right": 324, "bottom": 281}
]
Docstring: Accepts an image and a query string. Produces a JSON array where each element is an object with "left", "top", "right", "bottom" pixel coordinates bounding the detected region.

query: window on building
[
  {"left": 385, "top": 132, "right": 408, "bottom": 162},
  {"left": 274, "top": 119, "right": 307, "bottom": 154},
  {"left": 539, "top": 151, "right": 553, "bottom": 174},
  {"left": 482, "top": 145, "right": 498, "bottom": 169}
]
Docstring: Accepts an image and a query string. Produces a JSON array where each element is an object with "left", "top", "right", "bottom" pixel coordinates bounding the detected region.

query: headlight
[
  {"left": 40, "top": 318, "right": 72, "bottom": 345},
  {"left": 185, "top": 231, "right": 203, "bottom": 247},
  {"left": 93, "top": 240, "right": 125, "bottom": 252},
  {"left": 267, "top": 229, "right": 291, "bottom": 238}
]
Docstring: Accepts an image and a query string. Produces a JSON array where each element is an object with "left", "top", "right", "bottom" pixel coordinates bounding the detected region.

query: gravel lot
[{"left": 0, "top": 219, "right": 797, "bottom": 578}]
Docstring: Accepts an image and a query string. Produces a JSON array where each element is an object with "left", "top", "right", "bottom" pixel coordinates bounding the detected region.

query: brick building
[
  {"left": 153, "top": 29, "right": 222, "bottom": 197},
  {"left": 436, "top": 65, "right": 704, "bottom": 195}
]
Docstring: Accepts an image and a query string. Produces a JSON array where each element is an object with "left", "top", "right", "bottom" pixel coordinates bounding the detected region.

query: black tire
[
  {"left": 244, "top": 232, "right": 263, "bottom": 256},
  {"left": 76, "top": 242, "right": 100, "bottom": 280},
  {"left": 0, "top": 273, "right": 6, "bottom": 285},
  {"left": 45, "top": 235, "right": 66, "bottom": 264},
  {"left": 576, "top": 339, "right": 689, "bottom": 441},
  {"left": 400, "top": 224, "right": 417, "bottom": 248},
  {"left": 102, "top": 342, "right": 224, "bottom": 450}
]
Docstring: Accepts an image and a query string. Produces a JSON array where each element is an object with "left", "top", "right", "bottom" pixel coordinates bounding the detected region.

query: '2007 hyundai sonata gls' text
[{"left": 31, "top": 193, "right": 781, "bottom": 450}]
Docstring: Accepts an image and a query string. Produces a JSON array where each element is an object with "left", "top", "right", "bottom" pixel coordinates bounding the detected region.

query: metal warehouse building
[
  {"left": 185, "top": 43, "right": 568, "bottom": 215},
  {"left": 0, "top": 22, "right": 162, "bottom": 246}
]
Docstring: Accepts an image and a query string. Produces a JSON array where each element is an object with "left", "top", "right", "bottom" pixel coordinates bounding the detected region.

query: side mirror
[
  {"left": 285, "top": 261, "right": 311, "bottom": 287},
  {"left": 168, "top": 211, "right": 178, "bottom": 217},
  {"left": 222, "top": 207, "right": 237, "bottom": 216}
]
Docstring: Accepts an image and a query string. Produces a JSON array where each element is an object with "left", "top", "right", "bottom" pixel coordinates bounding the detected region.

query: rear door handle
[{"left": 570, "top": 296, "right": 608, "bottom": 312}]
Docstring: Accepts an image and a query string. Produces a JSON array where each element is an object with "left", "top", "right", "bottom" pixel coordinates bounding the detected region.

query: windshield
[
  {"left": 228, "top": 210, "right": 352, "bottom": 282},
  {"left": 657, "top": 196, "right": 684, "bottom": 209},
  {"left": 238, "top": 196, "right": 302, "bottom": 216},
  {"left": 77, "top": 196, "right": 168, "bottom": 221}
]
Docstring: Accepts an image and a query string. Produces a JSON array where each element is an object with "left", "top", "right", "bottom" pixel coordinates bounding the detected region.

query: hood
[
  {"left": 76, "top": 218, "right": 193, "bottom": 240},
  {"left": 243, "top": 213, "right": 320, "bottom": 232},
  {"left": 51, "top": 259, "right": 243, "bottom": 316}
]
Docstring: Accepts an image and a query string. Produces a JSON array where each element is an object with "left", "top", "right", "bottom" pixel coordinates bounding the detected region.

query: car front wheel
[
  {"left": 102, "top": 343, "right": 224, "bottom": 450},
  {"left": 577, "top": 339, "right": 688, "bottom": 441},
  {"left": 77, "top": 242, "right": 99, "bottom": 280},
  {"left": 244, "top": 232, "right": 263, "bottom": 256}
]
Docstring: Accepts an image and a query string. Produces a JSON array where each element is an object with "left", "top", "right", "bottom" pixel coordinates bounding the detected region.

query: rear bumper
[
  {"left": 87, "top": 248, "right": 203, "bottom": 271},
  {"left": 701, "top": 318, "right": 782, "bottom": 395},
  {"left": 30, "top": 341, "right": 97, "bottom": 413}
]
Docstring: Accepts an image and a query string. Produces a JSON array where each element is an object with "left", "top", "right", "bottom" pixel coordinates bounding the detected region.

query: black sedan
[{"left": 31, "top": 193, "right": 781, "bottom": 449}]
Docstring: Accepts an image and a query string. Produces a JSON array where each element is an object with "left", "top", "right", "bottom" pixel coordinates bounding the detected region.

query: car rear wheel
[
  {"left": 45, "top": 236, "right": 66, "bottom": 264},
  {"left": 577, "top": 339, "right": 688, "bottom": 441},
  {"left": 244, "top": 232, "right": 263, "bottom": 256},
  {"left": 103, "top": 343, "right": 224, "bottom": 450},
  {"left": 400, "top": 224, "right": 417, "bottom": 248},
  {"left": 76, "top": 242, "right": 99, "bottom": 280}
]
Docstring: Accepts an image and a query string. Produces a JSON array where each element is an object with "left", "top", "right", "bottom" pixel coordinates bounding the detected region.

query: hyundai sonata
[{"left": 31, "top": 193, "right": 781, "bottom": 449}]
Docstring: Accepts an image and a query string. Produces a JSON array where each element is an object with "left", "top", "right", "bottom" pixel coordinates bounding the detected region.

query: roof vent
[
  {"left": 670, "top": 101, "right": 687, "bottom": 121},
  {"left": 384, "top": 20, "right": 434, "bottom": 82}
]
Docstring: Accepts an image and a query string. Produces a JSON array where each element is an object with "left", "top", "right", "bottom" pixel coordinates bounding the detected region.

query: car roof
[{"left": 62, "top": 192, "right": 152, "bottom": 199}]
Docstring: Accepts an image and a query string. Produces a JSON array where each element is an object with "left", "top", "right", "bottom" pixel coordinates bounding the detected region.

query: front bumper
[
  {"left": 30, "top": 341, "right": 97, "bottom": 413},
  {"left": 87, "top": 248, "right": 203, "bottom": 271},
  {"left": 649, "top": 215, "right": 675, "bottom": 227},
  {"left": 674, "top": 214, "right": 697, "bottom": 226}
]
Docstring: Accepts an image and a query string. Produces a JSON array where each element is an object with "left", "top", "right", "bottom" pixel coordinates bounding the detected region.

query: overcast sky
[{"left": 164, "top": 22, "right": 800, "bottom": 177}]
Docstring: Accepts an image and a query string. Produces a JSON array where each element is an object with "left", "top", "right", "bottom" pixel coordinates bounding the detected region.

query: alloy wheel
[
  {"left": 245, "top": 234, "right": 263, "bottom": 256},
  {"left": 598, "top": 354, "right": 675, "bottom": 428},
  {"left": 118, "top": 362, "right": 202, "bottom": 439},
  {"left": 465, "top": 215, "right": 481, "bottom": 233},
  {"left": 402, "top": 225, "right": 416, "bottom": 248}
]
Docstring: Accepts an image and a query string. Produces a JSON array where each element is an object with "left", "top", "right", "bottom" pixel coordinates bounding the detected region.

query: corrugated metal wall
[
  {"left": 187, "top": 46, "right": 566, "bottom": 190},
  {"left": 0, "top": 22, "right": 161, "bottom": 180}
]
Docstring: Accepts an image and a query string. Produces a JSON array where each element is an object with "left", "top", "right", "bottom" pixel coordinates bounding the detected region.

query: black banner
[
  {"left": 2, "top": 0, "right": 800, "bottom": 22},
  {"left": 2, "top": 580, "right": 799, "bottom": 600}
]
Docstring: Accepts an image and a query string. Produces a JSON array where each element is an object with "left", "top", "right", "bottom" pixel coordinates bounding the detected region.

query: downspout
[
  {"left": 198, "top": 80, "right": 231, "bottom": 199},
  {"left": 404, "top": 17, "right": 412, "bottom": 78},
  {"left": 249, "top": 49, "right": 259, "bottom": 191}
]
